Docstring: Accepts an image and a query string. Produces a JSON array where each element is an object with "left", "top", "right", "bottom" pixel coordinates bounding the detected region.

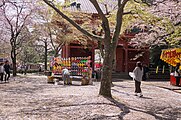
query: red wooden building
[
  {"left": 61, "top": 0, "right": 150, "bottom": 73},
  {"left": 116, "top": 33, "right": 149, "bottom": 72},
  {"left": 61, "top": 34, "right": 149, "bottom": 73}
]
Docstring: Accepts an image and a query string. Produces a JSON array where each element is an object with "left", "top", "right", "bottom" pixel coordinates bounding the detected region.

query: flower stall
[
  {"left": 46, "top": 56, "right": 92, "bottom": 85},
  {"left": 160, "top": 48, "right": 181, "bottom": 86}
]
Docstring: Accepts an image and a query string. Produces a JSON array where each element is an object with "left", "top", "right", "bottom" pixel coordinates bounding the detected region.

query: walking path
[{"left": 0, "top": 74, "right": 181, "bottom": 120}]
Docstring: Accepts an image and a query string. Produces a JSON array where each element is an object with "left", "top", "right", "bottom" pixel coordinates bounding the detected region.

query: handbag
[{"left": 129, "top": 72, "right": 135, "bottom": 79}]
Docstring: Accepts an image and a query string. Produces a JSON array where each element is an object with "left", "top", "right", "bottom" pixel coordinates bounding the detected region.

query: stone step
[
  {"left": 112, "top": 72, "right": 131, "bottom": 80},
  {"left": 148, "top": 69, "right": 170, "bottom": 81},
  {"left": 112, "top": 71, "right": 170, "bottom": 81}
]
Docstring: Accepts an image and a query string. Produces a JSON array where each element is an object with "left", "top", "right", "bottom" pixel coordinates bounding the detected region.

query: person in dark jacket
[
  {"left": 174, "top": 63, "right": 181, "bottom": 86},
  {"left": 4, "top": 60, "right": 11, "bottom": 82},
  {"left": 142, "top": 64, "right": 149, "bottom": 81}
]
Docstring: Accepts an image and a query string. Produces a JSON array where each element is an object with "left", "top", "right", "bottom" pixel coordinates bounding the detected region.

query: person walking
[
  {"left": 133, "top": 61, "right": 144, "bottom": 97},
  {"left": 4, "top": 60, "right": 11, "bottom": 82},
  {"left": 174, "top": 63, "right": 180, "bottom": 86},
  {"left": 0, "top": 63, "right": 4, "bottom": 82}
]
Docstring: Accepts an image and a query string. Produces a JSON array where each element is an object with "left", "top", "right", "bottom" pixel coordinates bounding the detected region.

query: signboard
[{"left": 160, "top": 48, "right": 181, "bottom": 66}]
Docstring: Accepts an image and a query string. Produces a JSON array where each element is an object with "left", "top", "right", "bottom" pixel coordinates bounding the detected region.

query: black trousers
[
  {"left": 5, "top": 71, "right": 10, "bottom": 81},
  {"left": 135, "top": 80, "right": 142, "bottom": 93},
  {"left": 0, "top": 73, "right": 3, "bottom": 81},
  {"left": 175, "top": 76, "right": 181, "bottom": 86}
]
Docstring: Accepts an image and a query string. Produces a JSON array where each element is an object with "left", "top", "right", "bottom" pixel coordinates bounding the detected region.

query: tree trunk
[
  {"left": 99, "top": 45, "right": 114, "bottom": 98},
  {"left": 44, "top": 41, "right": 48, "bottom": 71},
  {"left": 12, "top": 57, "right": 17, "bottom": 76},
  {"left": 11, "top": 47, "right": 17, "bottom": 76}
]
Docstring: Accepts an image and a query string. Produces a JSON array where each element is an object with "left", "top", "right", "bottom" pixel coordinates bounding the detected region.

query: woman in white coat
[{"left": 133, "top": 61, "right": 143, "bottom": 97}]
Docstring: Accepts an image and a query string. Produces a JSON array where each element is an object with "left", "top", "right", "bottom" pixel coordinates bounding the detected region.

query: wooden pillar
[
  {"left": 61, "top": 44, "right": 70, "bottom": 58},
  {"left": 65, "top": 44, "right": 70, "bottom": 58},
  {"left": 116, "top": 47, "right": 124, "bottom": 72},
  {"left": 61, "top": 46, "right": 66, "bottom": 58},
  {"left": 124, "top": 43, "right": 128, "bottom": 72},
  {"left": 146, "top": 49, "right": 150, "bottom": 65},
  {"left": 91, "top": 44, "right": 95, "bottom": 71}
]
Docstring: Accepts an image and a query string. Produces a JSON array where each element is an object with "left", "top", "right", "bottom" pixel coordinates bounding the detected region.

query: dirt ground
[{"left": 0, "top": 74, "right": 181, "bottom": 120}]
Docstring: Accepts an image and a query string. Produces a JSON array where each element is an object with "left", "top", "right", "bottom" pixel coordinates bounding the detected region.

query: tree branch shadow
[
  {"left": 105, "top": 97, "right": 130, "bottom": 119},
  {"left": 16, "top": 95, "right": 180, "bottom": 120},
  {"left": 113, "top": 84, "right": 132, "bottom": 88},
  {"left": 105, "top": 97, "right": 180, "bottom": 120},
  {"left": 112, "top": 89, "right": 131, "bottom": 96}
]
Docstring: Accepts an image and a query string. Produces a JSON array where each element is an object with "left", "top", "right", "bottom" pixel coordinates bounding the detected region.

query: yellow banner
[{"left": 160, "top": 48, "right": 181, "bottom": 66}]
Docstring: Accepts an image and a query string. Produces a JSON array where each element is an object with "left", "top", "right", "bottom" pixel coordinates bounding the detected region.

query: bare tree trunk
[
  {"left": 11, "top": 47, "right": 17, "bottom": 76},
  {"left": 44, "top": 41, "right": 48, "bottom": 71},
  {"left": 99, "top": 45, "right": 114, "bottom": 98},
  {"left": 12, "top": 57, "right": 17, "bottom": 76}
]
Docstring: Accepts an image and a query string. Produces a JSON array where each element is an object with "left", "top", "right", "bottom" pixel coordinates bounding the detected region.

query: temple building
[{"left": 61, "top": 0, "right": 149, "bottom": 72}]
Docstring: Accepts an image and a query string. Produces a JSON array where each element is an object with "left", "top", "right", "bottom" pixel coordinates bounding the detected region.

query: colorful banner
[
  {"left": 160, "top": 48, "right": 181, "bottom": 66},
  {"left": 50, "top": 57, "right": 91, "bottom": 76}
]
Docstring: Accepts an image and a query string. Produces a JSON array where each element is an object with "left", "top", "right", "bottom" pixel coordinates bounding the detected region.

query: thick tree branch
[
  {"left": 175, "top": 21, "right": 181, "bottom": 26},
  {"left": 89, "top": 0, "right": 111, "bottom": 45},
  {"left": 122, "top": 0, "right": 129, "bottom": 7},
  {"left": 0, "top": 0, "right": 5, "bottom": 7},
  {"left": 118, "top": 0, "right": 121, "bottom": 7},
  {"left": 123, "top": 10, "right": 135, "bottom": 15},
  {"left": 134, "top": 0, "right": 151, "bottom": 6},
  {"left": 43, "top": 0, "right": 103, "bottom": 42},
  {"left": 14, "top": 13, "right": 30, "bottom": 41},
  {"left": 47, "top": 25, "right": 56, "bottom": 49},
  {"left": 112, "top": 0, "right": 129, "bottom": 47},
  {"left": 55, "top": 41, "right": 65, "bottom": 57},
  {"left": 89, "top": 0, "right": 107, "bottom": 20},
  {"left": 3, "top": 8, "right": 14, "bottom": 36}
]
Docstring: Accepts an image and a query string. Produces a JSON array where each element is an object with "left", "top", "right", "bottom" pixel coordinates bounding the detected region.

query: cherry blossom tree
[
  {"left": 33, "top": 12, "right": 66, "bottom": 58},
  {"left": 34, "top": 5, "right": 94, "bottom": 57},
  {"left": 32, "top": 7, "right": 64, "bottom": 70},
  {"left": 31, "top": 27, "right": 51, "bottom": 71},
  {"left": 0, "top": 30, "right": 10, "bottom": 59},
  {"left": 130, "top": 0, "right": 181, "bottom": 47},
  {"left": 0, "top": 0, "right": 37, "bottom": 76}
]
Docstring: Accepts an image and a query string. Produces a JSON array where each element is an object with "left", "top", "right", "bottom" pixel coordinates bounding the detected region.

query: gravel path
[{"left": 0, "top": 74, "right": 181, "bottom": 120}]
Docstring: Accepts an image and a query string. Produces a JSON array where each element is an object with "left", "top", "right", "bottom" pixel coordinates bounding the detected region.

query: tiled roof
[{"left": 64, "top": 0, "right": 117, "bottom": 14}]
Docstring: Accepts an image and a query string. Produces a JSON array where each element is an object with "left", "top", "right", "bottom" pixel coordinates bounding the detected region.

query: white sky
[{"left": 57, "top": 0, "right": 64, "bottom": 2}]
